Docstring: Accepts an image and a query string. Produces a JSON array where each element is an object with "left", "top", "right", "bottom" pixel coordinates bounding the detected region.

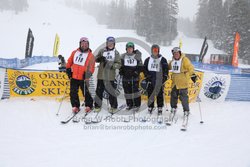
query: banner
[
  {"left": 199, "top": 72, "right": 231, "bottom": 102},
  {"left": 140, "top": 71, "right": 204, "bottom": 103},
  {"left": 179, "top": 38, "right": 183, "bottom": 49},
  {"left": 25, "top": 28, "right": 34, "bottom": 59},
  {"left": 199, "top": 36, "right": 208, "bottom": 63},
  {"left": 53, "top": 33, "right": 60, "bottom": 57},
  {"left": 7, "top": 69, "right": 70, "bottom": 97},
  {"left": 0, "top": 68, "right": 5, "bottom": 99},
  {"left": 232, "top": 32, "right": 240, "bottom": 67}
]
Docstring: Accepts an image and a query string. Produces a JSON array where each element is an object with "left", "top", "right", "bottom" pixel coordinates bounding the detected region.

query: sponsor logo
[
  {"left": 9, "top": 71, "right": 37, "bottom": 95},
  {"left": 204, "top": 76, "right": 226, "bottom": 99}
]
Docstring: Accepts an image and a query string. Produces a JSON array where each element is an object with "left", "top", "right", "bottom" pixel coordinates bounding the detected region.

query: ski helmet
[
  {"left": 172, "top": 47, "right": 181, "bottom": 54},
  {"left": 126, "top": 42, "right": 135, "bottom": 50},
  {"left": 151, "top": 44, "right": 160, "bottom": 53},
  {"left": 79, "top": 37, "right": 89, "bottom": 43},
  {"left": 106, "top": 36, "right": 115, "bottom": 43}
]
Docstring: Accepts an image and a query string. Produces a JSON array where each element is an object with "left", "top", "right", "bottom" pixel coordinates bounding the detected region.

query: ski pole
[
  {"left": 197, "top": 96, "right": 204, "bottom": 124},
  {"left": 131, "top": 76, "right": 135, "bottom": 121},
  {"left": 56, "top": 82, "right": 69, "bottom": 116}
]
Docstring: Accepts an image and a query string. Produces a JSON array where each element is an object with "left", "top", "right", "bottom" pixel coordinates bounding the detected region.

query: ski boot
[
  {"left": 85, "top": 106, "right": 92, "bottom": 113},
  {"left": 148, "top": 107, "right": 154, "bottom": 114},
  {"left": 94, "top": 107, "right": 101, "bottom": 113},
  {"left": 157, "top": 107, "right": 163, "bottom": 115},
  {"left": 72, "top": 107, "right": 80, "bottom": 114},
  {"left": 109, "top": 107, "right": 117, "bottom": 114},
  {"left": 166, "top": 108, "right": 176, "bottom": 126}
]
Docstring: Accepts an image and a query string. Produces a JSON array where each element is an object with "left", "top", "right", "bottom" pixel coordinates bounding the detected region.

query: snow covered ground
[{"left": 0, "top": 98, "right": 250, "bottom": 167}]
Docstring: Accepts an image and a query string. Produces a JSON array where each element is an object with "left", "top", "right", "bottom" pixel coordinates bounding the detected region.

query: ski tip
[
  {"left": 180, "top": 127, "right": 187, "bottom": 131},
  {"left": 166, "top": 123, "right": 172, "bottom": 126}
]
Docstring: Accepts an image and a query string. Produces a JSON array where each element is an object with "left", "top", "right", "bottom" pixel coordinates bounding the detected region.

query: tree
[
  {"left": 196, "top": 0, "right": 209, "bottom": 37},
  {"left": 135, "top": 0, "right": 178, "bottom": 45}
]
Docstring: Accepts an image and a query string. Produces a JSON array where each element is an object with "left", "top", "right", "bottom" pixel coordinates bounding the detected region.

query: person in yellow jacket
[{"left": 168, "top": 47, "right": 197, "bottom": 119}]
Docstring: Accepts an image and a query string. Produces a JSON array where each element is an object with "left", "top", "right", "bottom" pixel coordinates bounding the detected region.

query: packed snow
[{"left": 0, "top": 98, "right": 250, "bottom": 167}]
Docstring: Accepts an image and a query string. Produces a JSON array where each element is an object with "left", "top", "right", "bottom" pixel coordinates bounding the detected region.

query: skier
[
  {"left": 119, "top": 42, "right": 143, "bottom": 111},
  {"left": 94, "top": 36, "right": 121, "bottom": 113},
  {"left": 144, "top": 44, "right": 169, "bottom": 115},
  {"left": 66, "top": 37, "right": 95, "bottom": 113},
  {"left": 168, "top": 47, "right": 196, "bottom": 127},
  {"left": 58, "top": 54, "right": 66, "bottom": 72}
]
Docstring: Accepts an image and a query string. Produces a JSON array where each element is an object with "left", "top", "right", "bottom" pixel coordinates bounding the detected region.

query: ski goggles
[{"left": 152, "top": 47, "right": 159, "bottom": 53}]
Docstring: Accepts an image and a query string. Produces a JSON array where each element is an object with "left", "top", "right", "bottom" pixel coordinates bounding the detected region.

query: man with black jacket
[
  {"left": 120, "top": 42, "right": 143, "bottom": 111},
  {"left": 144, "top": 44, "right": 169, "bottom": 115}
]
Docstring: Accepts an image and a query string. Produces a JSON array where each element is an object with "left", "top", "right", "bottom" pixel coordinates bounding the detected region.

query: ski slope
[{"left": 0, "top": 0, "right": 223, "bottom": 63}]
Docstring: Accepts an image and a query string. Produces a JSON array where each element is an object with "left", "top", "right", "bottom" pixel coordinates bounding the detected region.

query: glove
[
  {"left": 134, "top": 49, "right": 141, "bottom": 56},
  {"left": 99, "top": 56, "right": 107, "bottom": 63},
  {"left": 191, "top": 74, "right": 197, "bottom": 83},
  {"left": 84, "top": 71, "right": 92, "bottom": 80},
  {"left": 66, "top": 68, "right": 72, "bottom": 79},
  {"left": 119, "top": 67, "right": 124, "bottom": 76}
]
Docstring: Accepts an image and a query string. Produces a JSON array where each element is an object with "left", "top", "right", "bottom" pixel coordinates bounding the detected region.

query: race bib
[
  {"left": 171, "top": 58, "right": 183, "bottom": 73},
  {"left": 103, "top": 50, "right": 115, "bottom": 61},
  {"left": 148, "top": 57, "right": 162, "bottom": 72},
  {"left": 124, "top": 55, "right": 137, "bottom": 67},
  {"left": 73, "top": 51, "right": 88, "bottom": 66}
]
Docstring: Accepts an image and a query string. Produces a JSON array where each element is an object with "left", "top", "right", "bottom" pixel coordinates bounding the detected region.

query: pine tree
[
  {"left": 135, "top": 0, "right": 151, "bottom": 36},
  {"left": 135, "top": 0, "right": 178, "bottom": 45},
  {"left": 207, "top": 0, "right": 224, "bottom": 48},
  {"left": 196, "top": 0, "right": 209, "bottom": 38}
]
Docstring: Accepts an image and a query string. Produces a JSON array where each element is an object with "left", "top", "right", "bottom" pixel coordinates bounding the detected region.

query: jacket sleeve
[
  {"left": 168, "top": 60, "right": 172, "bottom": 71},
  {"left": 87, "top": 52, "right": 95, "bottom": 74},
  {"left": 112, "top": 50, "right": 121, "bottom": 69},
  {"left": 119, "top": 54, "right": 125, "bottom": 75},
  {"left": 135, "top": 51, "right": 144, "bottom": 73},
  {"left": 143, "top": 58, "right": 149, "bottom": 77},
  {"left": 183, "top": 56, "right": 194, "bottom": 76},
  {"left": 162, "top": 58, "right": 169, "bottom": 77},
  {"left": 66, "top": 50, "right": 75, "bottom": 69},
  {"left": 95, "top": 49, "right": 103, "bottom": 63}
]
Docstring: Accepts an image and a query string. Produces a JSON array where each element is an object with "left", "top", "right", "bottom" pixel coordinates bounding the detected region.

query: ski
[
  {"left": 84, "top": 111, "right": 100, "bottom": 124},
  {"left": 180, "top": 114, "right": 189, "bottom": 131},
  {"left": 166, "top": 111, "right": 177, "bottom": 126},
  {"left": 157, "top": 113, "right": 163, "bottom": 124},
  {"left": 72, "top": 111, "right": 90, "bottom": 123},
  {"left": 61, "top": 109, "right": 82, "bottom": 124},
  {"left": 103, "top": 104, "right": 127, "bottom": 121},
  {"left": 139, "top": 108, "right": 155, "bottom": 122}
]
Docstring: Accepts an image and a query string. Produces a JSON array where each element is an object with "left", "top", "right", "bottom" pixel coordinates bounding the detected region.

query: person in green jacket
[
  {"left": 94, "top": 36, "right": 121, "bottom": 113},
  {"left": 168, "top": 47, "right": 197, "bottom": 118}
]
